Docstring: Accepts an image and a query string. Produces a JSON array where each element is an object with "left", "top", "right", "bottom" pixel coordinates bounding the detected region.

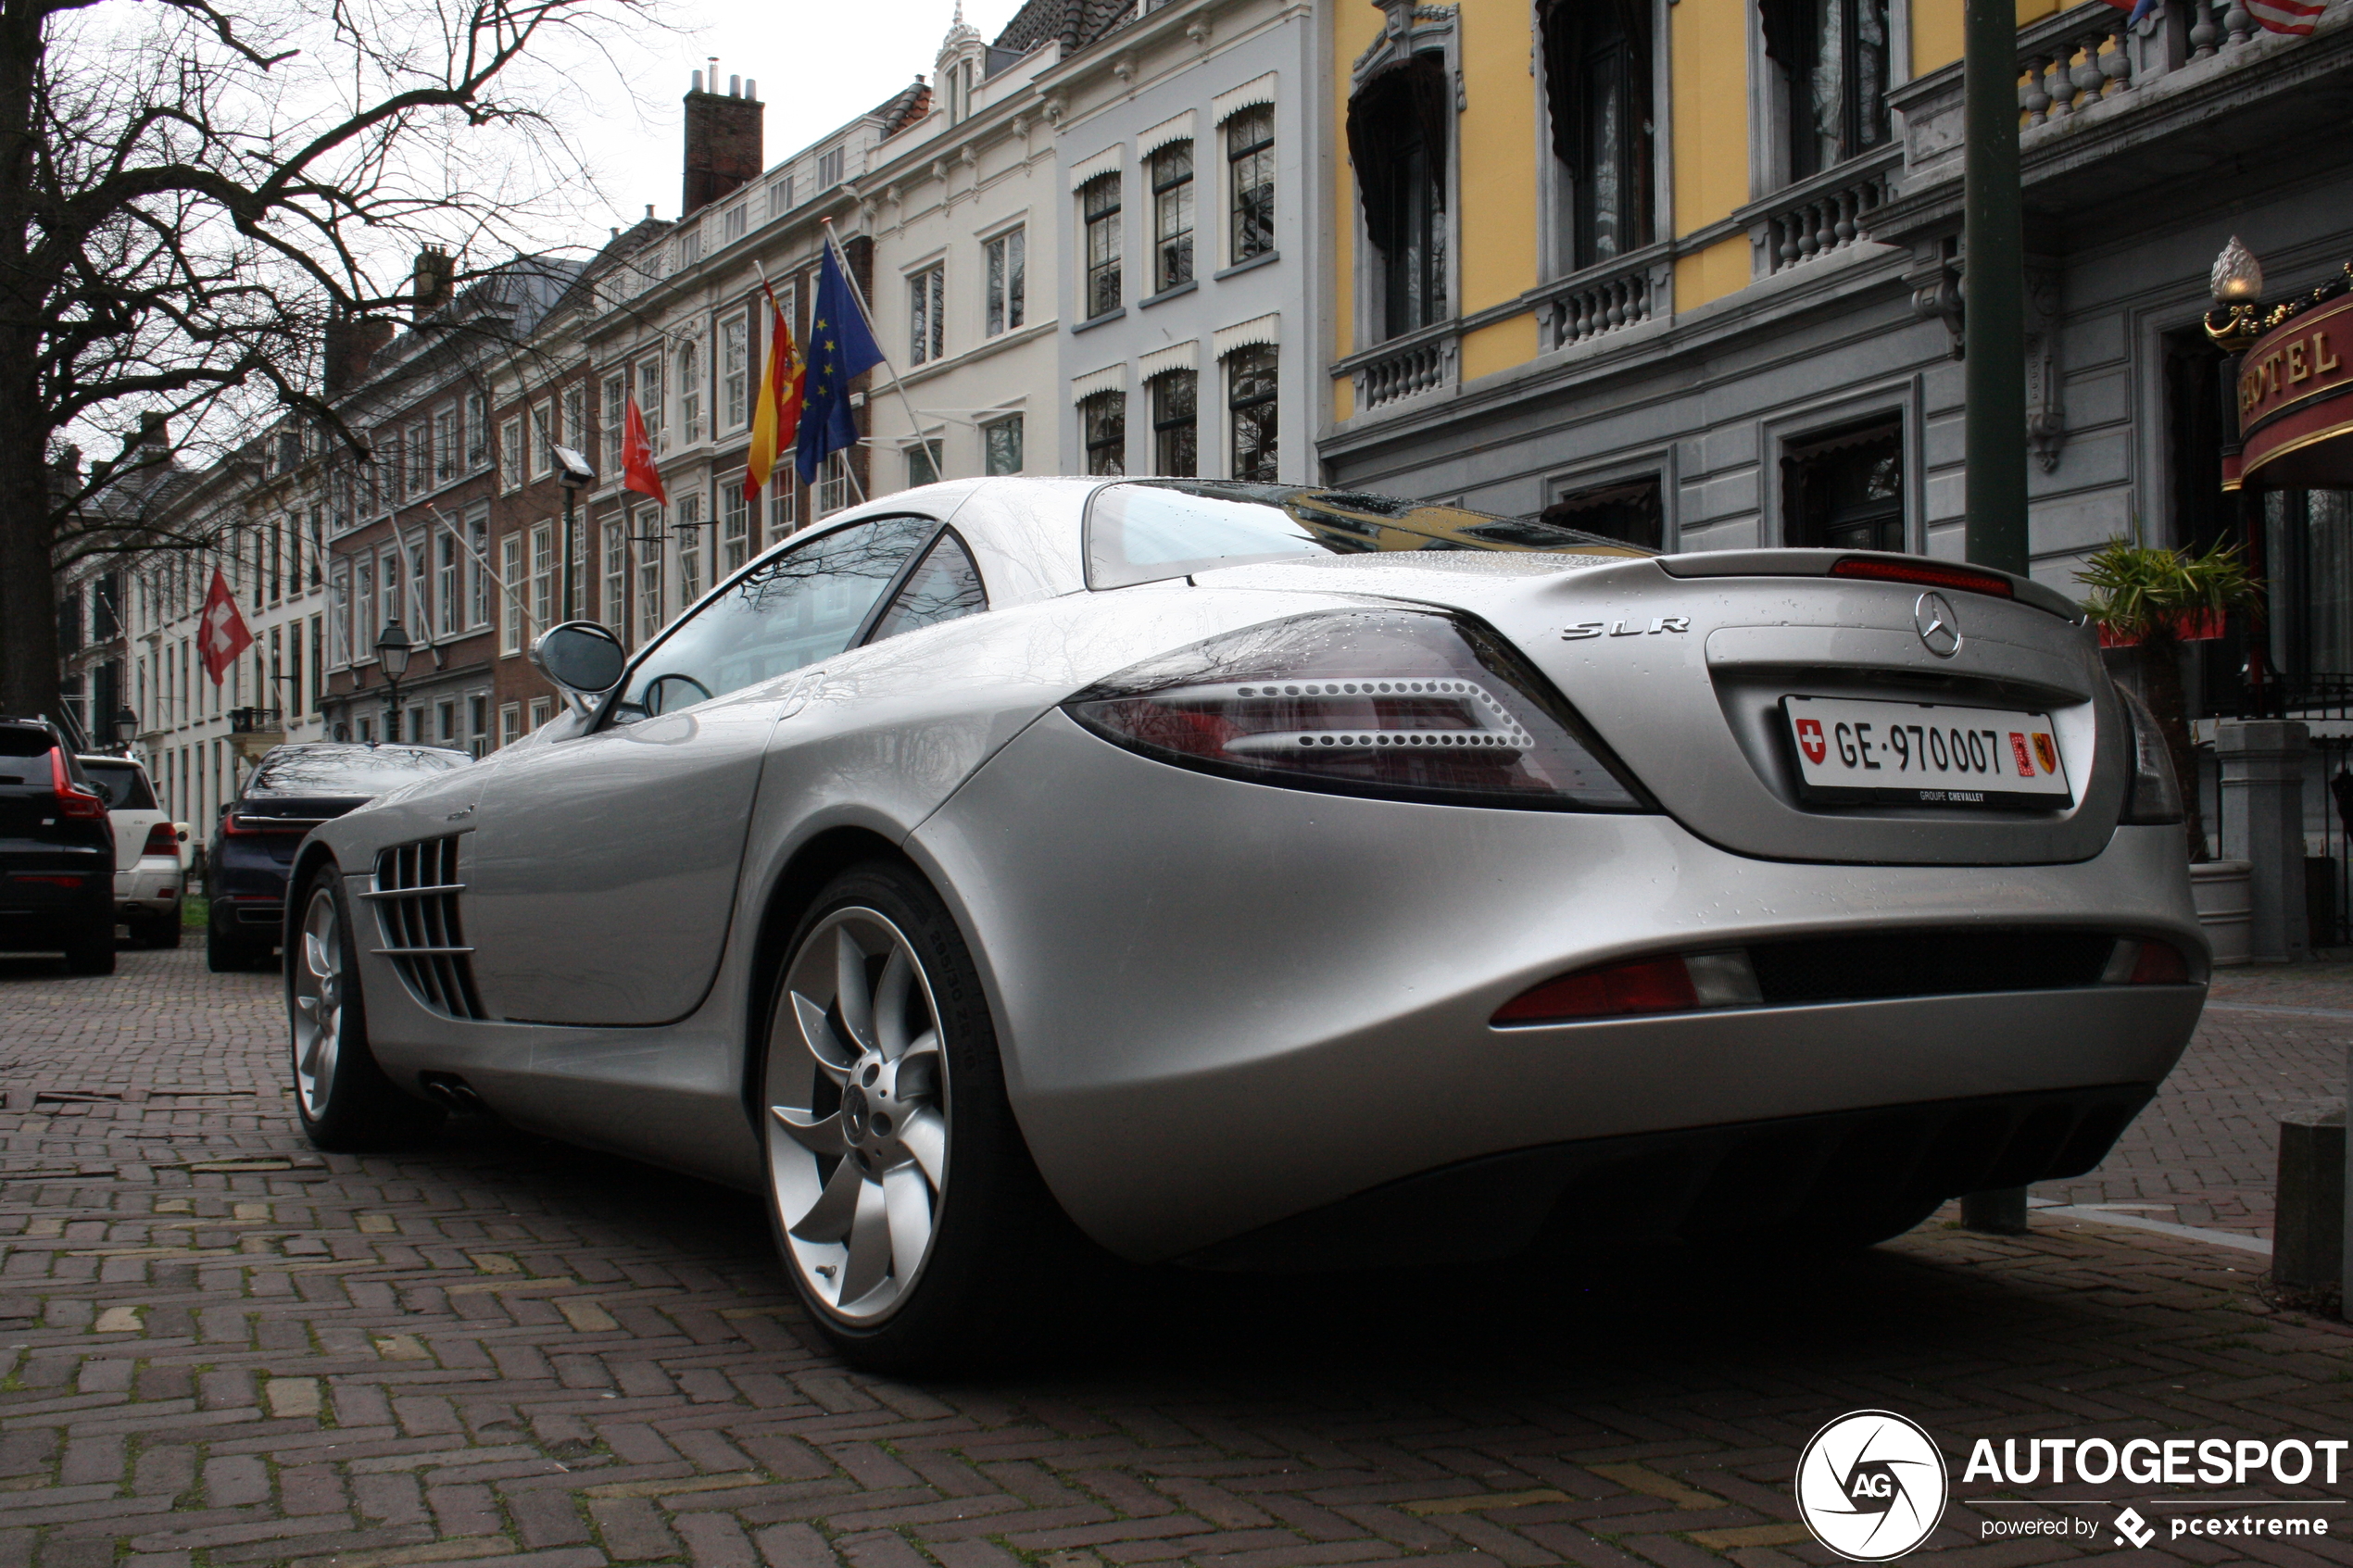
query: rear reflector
[
  {"left": 13, "top": 874, "right": 84, "bottom": 887},
  {"left": 1829, "top": 556, "right": 2017, "bottom": 599},
  {"left": 1493, "top": 955, "right": 1697, "bottom": 1024}
]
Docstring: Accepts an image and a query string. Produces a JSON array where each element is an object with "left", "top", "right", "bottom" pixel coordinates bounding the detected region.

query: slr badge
[{"left": 1914, "top": 592, "right": 1962, "bottom": 659}]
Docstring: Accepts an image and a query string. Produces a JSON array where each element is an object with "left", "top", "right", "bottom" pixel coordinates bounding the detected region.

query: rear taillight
[
  {"left": 48, "top": 749, "right": 106, "bottom": 821},
  {"left": 1829, "top": 556, "right": 2017, "bottom": 599},
  {"left": 1064, "top": 609, "right": 1649, "bottom": 812},
  {"left": 2113, "top": 683, "right": 2184, "bottom": 826},
  {"left": 2104, "top": 939, "right": 2191, "bottom": 984},
  {"left": 143, "top": 823, "right": 181, "bottom": 856},
  {"left": 1493, "top": 949, "right": 1760, "bottom": 1025}
]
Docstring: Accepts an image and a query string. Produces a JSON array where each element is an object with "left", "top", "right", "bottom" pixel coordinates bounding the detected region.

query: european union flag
[{"left": 796, "top": 235, "right": 887, "bottom": 484}]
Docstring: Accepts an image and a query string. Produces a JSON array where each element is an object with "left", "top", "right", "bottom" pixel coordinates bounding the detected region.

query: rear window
[
  {"left": 1084, "top": 482, "right": 1650, "bottom": 590},
  {"left": 245, "top": 746, "right": 469, "bottom": 800},
  {"left": 80, "top": 760, "right": 157, "bottom": 810},
  {"left": 0, "top": 725, "right": 57, "bottom": 759}
]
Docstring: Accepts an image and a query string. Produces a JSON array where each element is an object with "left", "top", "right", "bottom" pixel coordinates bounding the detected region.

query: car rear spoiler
[{"left": 1657, "top": 548, "right": 2084, "bottom": 623}]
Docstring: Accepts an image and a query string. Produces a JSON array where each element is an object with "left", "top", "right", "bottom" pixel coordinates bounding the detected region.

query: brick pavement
[{"left": 3, "top": 949, "right": 2352, "bottom": 1568}]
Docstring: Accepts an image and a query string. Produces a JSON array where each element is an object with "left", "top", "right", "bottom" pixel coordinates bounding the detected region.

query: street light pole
[
  {"left": 1962, "top": 0, "right": 2029, "bottom": 579},
  {"left": 553, "top": 445, "right": 597, "bottom": 623},
  {"left": 375, "top": 621, "right": 412, "bottom": 744}
]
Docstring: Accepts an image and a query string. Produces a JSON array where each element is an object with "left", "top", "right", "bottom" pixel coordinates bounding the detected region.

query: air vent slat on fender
[{"left": 371, "top": 834, "right": 484, "bottom": 1021}]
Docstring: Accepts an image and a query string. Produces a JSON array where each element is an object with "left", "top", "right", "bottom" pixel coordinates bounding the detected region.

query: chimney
[
  {"left": 323, "top": 311, "right": 396, "bottom": 398},
  {"left": 139, "top": 411, "right": 169, "bottom": 449},
  {"left": 682, "top": 70, "right": 763, "bottom": 218},
  {"left": 411, "top": 245, "right": 456, "bottom": 320}
]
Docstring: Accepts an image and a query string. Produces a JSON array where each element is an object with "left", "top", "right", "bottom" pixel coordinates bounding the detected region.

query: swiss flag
[
  {"left": 622, "top": 396, "right": 668, "bottom": 506},
  {"left": 197, "top": 568, "right": 253, "bottom": 686}
]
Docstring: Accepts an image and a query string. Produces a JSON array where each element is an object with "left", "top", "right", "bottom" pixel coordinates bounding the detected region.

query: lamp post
[
  {"left": 110, "top": 705, "right": 138, "bottom": 750},
  {"left": 375, "top": 621, "right": 412, "bottom": 743},
  {"left": 553, "top": 445, "right": 597, "bottom": 621}
]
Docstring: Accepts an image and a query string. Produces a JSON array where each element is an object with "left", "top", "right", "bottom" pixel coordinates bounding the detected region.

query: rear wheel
[
  {"left": 287, "top": 866, "right": 443, "bottom": 1150},
  {"left": 760, "top": 862, "right": 1083, "bottom": 1373}
]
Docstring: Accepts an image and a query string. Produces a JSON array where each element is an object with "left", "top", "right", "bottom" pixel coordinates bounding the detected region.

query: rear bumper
[
  {"left": 914, "top": 710, "right": 2208, "bottom": 1262},
  {"left": 114, "top": 858, "right": 181, "bottom": 914},
  {"left": 0, "top": 860, "right": 113, "bottom": 941},
  {"left": 1184, "top": 1082, "right": 2155, "bottom": 1269}
]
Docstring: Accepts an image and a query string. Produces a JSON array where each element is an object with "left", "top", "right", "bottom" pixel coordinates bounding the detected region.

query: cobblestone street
[{"left": 4, "top": 949, "right": 2351, "bottom": 1568}]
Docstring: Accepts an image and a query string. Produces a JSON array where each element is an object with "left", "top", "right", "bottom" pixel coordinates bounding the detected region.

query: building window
[
  {"left": 1150, "top": 143, "right": 1194, "bottom": 294},
  {"left": 817, "top": 453, "right": 851, "bottom": 517},
  {"left": 818, "top": 146, "right": 845, "bottom": 187},
  {"left": 562, "top": 384, "right": 585, "bottom": 458},
  {"left": 675, "top": 492, "right": 703, "bottom": 610},
  {"left": 675, "top": 224, "right": 702, "bottom": 269},
  {"left": 434, "top": 405, "right": 457, "bottom": 483},
  {"left": 769, "top": 483, "right": 799, "bottom": 544},
  {"left": 986, "top": 229, "right": 1026, "bottom": 335},
  {"left": 769, "top": 175, "right": 794, "bottom": 218},
  {"left": 530, "top": 402, "right": 554, "bottom": 480},
  {"left": 464, "top": 393, "right": 487, "bottom": 469},
  {"left": 407, "top": 422, "right": 429, "bottom": 494},
  {"left": 1541, "top": 475, "right": 1663, "bottom": 549},
  {"left": 309, "top": 616, "right": 323, "bottom": 712},
  {"left": 1542, "top": 0, "right": 1654, "bottom": 270},
  {"left": 436, "top": 532, "right": 459, "bottom": 637},
  {"left": 1082, "top": 392, "right": 1126, "bottom": 477},
  {"left": 637, "top": 356, "right": 665, "bottom": 450},
  {"left": 499, "top": 702, "right": 521, "bottom": 749},
  {"left": 1783, "top": 420, "right": 1904, "bottom": 550},
  {"left": 498, "top": 415, "right": 522, "bottom": 492},
  {"left": 2261, "top": 490, "right": 2353, "bottom": 689},
  {"left": 604, "top": 519, "right": 630, "bottom": 643},
  {"left": 676, "top": 340, "right": 702, "bottom": 445},
  {"left": 1151, "top": 372, "right": 1197, "bottom": 478},
  {"left": 601, "top": 374, "right": 626, "bottom": 476},
  {"left": 469, "top": 695, "right": 487, "bottom": 757},
  {"left": 1227, "top": 347, "right": 1277, "bottom": 483},
  {"left": 1350, "top": 57, "right": 1449, "bottom": 340},
  {"left": 529, "top": 696, "right": 552, "bottom": 733},
  {"left": 722, "top": 484, "right": 750, "bottom": 572},
  {"left": 1082, "top": 173, "right": 1122, "bottom": 320},
  {"left": 468, "top": 513, "right": 488, "bottom": 628},
  {"left": 529, "top": 522, "right": 555, "bottom": 635},
  {"left": 635, "top": 506, "right": 665, "bottom": 632},
  {"left": 721, "top": 313, "right": 749, "bottom": 431},
  {"left": 983, "top": 415, "right": 1024, "bottom": 476},
  {"left": 436, "top": 699, "right": 457, "bottom": 744},
  {"left": 1226, "top": 107, "right": 1275, "bottom": 265},
  {"left": 724, "top": 201, "right": 748, "bottom": 243},
  {"left": 500, "top": 533, "right": 524, "bottom": 655},
  {"left": 1763, "top": 0, "right": 1892, "bottom": 182},
  {"left": 907, "top": 439, "right": 943, "bottom": 488},
  {"left": 910, "top": 266, "right": 945, "bottom": 365}
]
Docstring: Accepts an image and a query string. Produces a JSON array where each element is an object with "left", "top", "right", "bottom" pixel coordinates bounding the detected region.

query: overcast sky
[{"left": 567, "top": 0, "right": 1034, "bottom": 233}]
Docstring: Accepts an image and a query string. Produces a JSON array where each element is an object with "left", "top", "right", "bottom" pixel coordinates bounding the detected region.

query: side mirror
[{"left": 531, "top": 621, "right": 627, "bottom": 701}]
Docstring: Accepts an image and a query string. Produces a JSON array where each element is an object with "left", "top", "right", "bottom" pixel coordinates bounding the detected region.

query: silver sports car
[{"left": 286, "top": 478, "right": 2207, "bottom": 1368}]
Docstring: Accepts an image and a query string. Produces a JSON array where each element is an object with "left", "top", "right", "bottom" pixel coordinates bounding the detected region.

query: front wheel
[
  {"left": 287, "top": 866, "right": 443, "bottom": 1150},
  {"left": 760, "top": 862, "right": 1085, "bottom": 1373}
]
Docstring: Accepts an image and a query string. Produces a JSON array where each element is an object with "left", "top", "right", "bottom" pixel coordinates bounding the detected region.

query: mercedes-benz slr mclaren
[{"left": 284, "top": 478, "right": 2206, "bottom": 1368}]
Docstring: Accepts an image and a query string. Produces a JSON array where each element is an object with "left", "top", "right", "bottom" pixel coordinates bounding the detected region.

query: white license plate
[{"left": 1782, "top": 696, "right": 2072, "bottom": 809}]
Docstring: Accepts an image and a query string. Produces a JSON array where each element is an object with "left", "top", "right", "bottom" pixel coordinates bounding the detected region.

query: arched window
[
  {"left": 1541, "top": 0, "right": 1654, "bottom": 271},
  {"left": 1347, "top": 55, "right": 1449, "bottom": 341}
]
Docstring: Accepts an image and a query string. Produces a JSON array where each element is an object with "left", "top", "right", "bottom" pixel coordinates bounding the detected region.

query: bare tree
[{"left": 0, "top": 0, "right": 655, "bottom": 716}]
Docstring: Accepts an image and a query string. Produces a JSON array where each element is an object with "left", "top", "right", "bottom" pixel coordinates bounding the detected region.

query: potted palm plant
[{"left": 2074, "top": 535, "right": 2261, "bottom": 861}]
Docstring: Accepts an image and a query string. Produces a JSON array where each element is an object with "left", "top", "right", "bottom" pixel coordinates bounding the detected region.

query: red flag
[
  {"left": 197, "top": 568, "right": 253, "bottom": 686},
  {"left": 742, "top": 283, "right": 805, "bottom": 503},
  {"left": 622, "top": 396, "right": 668, "bottom": 505}
]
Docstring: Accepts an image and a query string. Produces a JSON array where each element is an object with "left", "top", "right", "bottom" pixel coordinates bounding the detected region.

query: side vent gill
[{"left": 366, "top": 835, "right": 484, "bottom": 1021}]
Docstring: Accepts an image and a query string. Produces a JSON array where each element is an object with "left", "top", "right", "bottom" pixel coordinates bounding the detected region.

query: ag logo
[{"left": 1795, "top": 1411, "right": 1948, "bottom": 1561}]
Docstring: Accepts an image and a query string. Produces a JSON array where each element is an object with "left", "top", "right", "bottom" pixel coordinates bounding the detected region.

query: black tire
[
  {"left": 147, "top": 915, "right": 182, "bottom": 950},
  {"left": 63, "top": 922, "right": 116, "bottom": 976},
  {"left": 208, "top": 915, "right": 268, "bottom": 973},
  {"left": 286, "top": 863, "right": 444, "bottom": 1151},
  {"left": 758, "top": 860, "right": 1091, "bottom": 1373}
]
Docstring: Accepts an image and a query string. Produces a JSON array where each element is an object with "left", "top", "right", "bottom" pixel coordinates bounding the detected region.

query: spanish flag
[{"left": 743, "top": 283, "right": 804, "bottom": 503}]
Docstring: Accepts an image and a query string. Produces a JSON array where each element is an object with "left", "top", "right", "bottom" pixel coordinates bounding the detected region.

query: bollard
[
  {"left": 1961, "top": 1186, "right": 2030, "bottom": 1234},
  {"left": 2277, "top": 1099, "right": 2344, "bottom": 1304}
]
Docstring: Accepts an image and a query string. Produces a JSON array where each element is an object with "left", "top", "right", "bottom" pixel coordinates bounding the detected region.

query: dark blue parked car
[
  {"left": 208, "top": 742, "right": 471, "bottom": 972},
  {"left": 0, "top": 715, "right": 117, "bottom": 974}
]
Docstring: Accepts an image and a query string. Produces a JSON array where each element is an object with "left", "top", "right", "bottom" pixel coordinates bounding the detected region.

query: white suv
[{"left": 77, "top": 755, "right": 183, "bottom": 949}]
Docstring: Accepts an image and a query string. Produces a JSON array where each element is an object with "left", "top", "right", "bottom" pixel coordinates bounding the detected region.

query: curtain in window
[
  {"left": 1346, "top": 55, "right": 1450, "bottom": 339},
  {"left": 1541, "top": 0, "right": 1653, "bottom": 270}
]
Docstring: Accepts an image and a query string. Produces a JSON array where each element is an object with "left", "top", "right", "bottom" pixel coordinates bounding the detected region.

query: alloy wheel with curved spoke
[
  {"left": 291, "top": 885, "right": 346, "bottom": 1120},
  {"left": 766, "top": 908, "right": 950, "bottom": 1323}
]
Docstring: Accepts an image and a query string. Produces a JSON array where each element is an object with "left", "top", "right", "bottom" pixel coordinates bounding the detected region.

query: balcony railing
[
  {"left": 1747, "top": 147, "right": 1903, "bottom": 278},
  {"left": 1531, "top": 245, "right": 1672, "bottom": 353},
  {"left": 1338, "top": 320, "right": 1459, "bottom": 416},
  {"left": 228, "top": 707, "right": 284, "bottom": 735}
]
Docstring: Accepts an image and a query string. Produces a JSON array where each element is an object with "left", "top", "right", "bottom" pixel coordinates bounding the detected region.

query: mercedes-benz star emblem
[{"left": 1914, "top": 592, "right": 1962, "bottom": 658}]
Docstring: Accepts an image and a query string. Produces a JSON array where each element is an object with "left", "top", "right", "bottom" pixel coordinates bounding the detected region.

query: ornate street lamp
[{"left": 375, "top": 621, "right": 412, "bottom": 742}]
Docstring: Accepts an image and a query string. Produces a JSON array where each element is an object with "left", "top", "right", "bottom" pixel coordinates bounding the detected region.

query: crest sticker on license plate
[{"left": 1781, "top": 695, "right": 2073, "bottom": 810}]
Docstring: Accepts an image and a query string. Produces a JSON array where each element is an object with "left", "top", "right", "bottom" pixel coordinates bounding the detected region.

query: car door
[{"left": 463, "top": 514, "right": 938, "bottom": 1026}]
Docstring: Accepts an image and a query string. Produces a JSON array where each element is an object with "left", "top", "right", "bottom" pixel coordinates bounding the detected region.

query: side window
[
  {"left": 612, "top": 516, "right": 934, "bottom": 721},
  {"left": 868, "top": 533, "right": 988, "bottom": 645}
]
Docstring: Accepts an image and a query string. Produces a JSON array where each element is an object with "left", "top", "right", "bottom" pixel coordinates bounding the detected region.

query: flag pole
[{"left": 821, "top": 220, "right": 940, "bottom": 481}]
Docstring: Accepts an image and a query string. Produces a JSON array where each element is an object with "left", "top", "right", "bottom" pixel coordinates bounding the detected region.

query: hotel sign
[{"left": 2231, "top": 292, "right": 2353, "bottom": 490}]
